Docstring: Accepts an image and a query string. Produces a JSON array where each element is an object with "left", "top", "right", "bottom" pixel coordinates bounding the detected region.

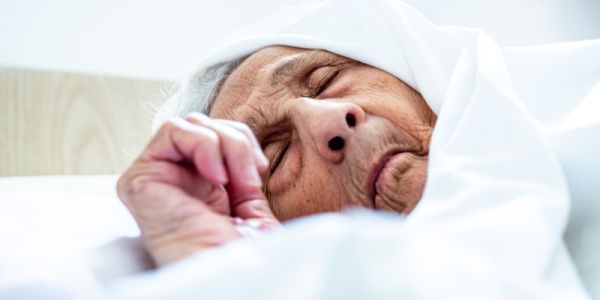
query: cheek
[
  {"left": 268, "top": 161, "right": 347, "bottom": 221},
  {"left": 353, "top": 72, "right": 431, "bottom": 122},
  {"left": 266, "top": 142, "right": 302, "bottom": 195},
  {"left": 388, "top": 81, "right": 435, "bottom": 125},
  {"left": 360, "top": 90, "right": 432, "bottom": 134}
]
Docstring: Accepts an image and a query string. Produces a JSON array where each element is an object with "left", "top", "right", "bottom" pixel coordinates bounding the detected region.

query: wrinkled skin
[
  {"left": 117, "top": 46, "right": 436, "bottom": 266},
  {"left": 211, "top": 46, "right": 436, "bottom": 221}
]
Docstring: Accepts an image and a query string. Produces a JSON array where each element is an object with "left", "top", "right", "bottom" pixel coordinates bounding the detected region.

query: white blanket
[{"left": 0, "top": 176, "right": 151, "bottom": 299}]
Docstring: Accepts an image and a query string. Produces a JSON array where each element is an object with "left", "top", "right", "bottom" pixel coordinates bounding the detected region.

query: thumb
[
  {"left": 225, "top": 162, "right": 281, "bottom": 229},
  {"left": 227, "top": 185, "right": 280, "bottom": 229}
]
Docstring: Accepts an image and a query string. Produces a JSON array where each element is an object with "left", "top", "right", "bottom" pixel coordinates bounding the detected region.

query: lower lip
[{"left": 373, "top": 153, "right": 411, "bottom": 204}]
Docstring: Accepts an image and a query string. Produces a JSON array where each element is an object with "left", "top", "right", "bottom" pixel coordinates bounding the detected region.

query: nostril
[
  {"left": 346, "top": 113, "right": 356, "bottom": 127},
  {"left": 328, "top": 136, "right": 345, "bottom": 151}
]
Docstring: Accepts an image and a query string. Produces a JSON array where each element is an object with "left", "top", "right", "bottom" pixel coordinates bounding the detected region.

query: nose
[{"left": 290, "top": 98, "right": 366, "bottom": 163}]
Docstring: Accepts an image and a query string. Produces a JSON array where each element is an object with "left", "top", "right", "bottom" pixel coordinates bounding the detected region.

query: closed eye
[
  {"left": 262, "top": 126, "right": 292, "bottom": 175},
  {"left": 315, "top": 69, "right": 340, "bottom": 97},
  {"left": 270, "top": 140, "right": 291, "bottom": 174}
]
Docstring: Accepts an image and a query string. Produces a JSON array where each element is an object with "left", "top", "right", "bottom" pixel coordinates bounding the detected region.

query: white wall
[
  {"left": 1, "top": 0, "right": 599, "bottom": 81},
  {"left": 0, "top": 0, "right": 307, "bottom": 80}
]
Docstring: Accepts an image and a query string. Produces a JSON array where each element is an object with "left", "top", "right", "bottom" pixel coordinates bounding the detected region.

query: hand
[{"left": 117, "top": 112, "right": 280, "bottom": 266}]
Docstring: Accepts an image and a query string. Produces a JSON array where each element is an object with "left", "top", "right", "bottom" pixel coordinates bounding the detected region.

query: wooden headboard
[{"left": 0, "top": 67, "right": 174, "bottom": 176}]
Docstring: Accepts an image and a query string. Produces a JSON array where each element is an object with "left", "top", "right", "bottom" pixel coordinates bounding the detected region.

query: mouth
[{"left": 367, "top": 149, "right": 404, "bottom": 206}]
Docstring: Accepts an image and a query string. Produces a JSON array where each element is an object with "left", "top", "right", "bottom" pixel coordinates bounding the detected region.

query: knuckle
[
  {"left": 126, "top": 174, "right": 153, "bottom": 198},
  {"left": 118, "top": 164, "right": 159, "bottom": 200},
  {"left": 160, "top": 117, "right": 183, "bottom": 133},
  {"left": 116, "top": 174, "right": 130, "bottom": 201},
  {"left": 235, "top": 122, "right": 253, "bottom": 134},
  {"left": 186, "top": 111, "right": 202, "bottom": 118},
  {"left": 168, "top": 118, "right": 221, "bottom": 146},
  {"left": 148, "top": 161, "right": 172, "bottom": 179},
  {"left": 185, "top": 112, "right": 205, "bottom": 122},
  {"left": 117, "top": 162, "right": 183, "bottom": 208},
  {"left": 226, "top": 131, "right": 252, "bottom": 149},
  {"left": 196, "top": 127, "right": 220, "bottom": 145},
  {"left": 225, "top": 120, "right": 254, "bottom": 137}
]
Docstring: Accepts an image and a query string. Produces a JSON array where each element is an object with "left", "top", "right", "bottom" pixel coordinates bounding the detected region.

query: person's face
[{"left": 210, "top": 46, "right": 436, "bottom": 221}]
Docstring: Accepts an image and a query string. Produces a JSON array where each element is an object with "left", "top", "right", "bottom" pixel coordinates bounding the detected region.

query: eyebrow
[{"left": 269, "top": 52, "right": 312, "bottom": 87}]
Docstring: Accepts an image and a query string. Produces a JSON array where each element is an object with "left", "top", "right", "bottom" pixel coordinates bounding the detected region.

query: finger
[
  {"left": 138, "top": 162, "right": 230, "bottom": 215},
  {"left": 213, "top": 119, "right": 269, "bottom": 172},
  {"left": 231, "top": 198, "right": 281, "bottom": 230},
  {"left": 185, "top": 113, "right": 263, "bottom": 192},
  {"left": 184, "top": 113, "right": 268, "bottom": 217},
  {"left": 119, "top": 176, "right": 216, "bottom": 234},
  {"left": 144, "top": 117, "right": 228, "bottom": 185},
  {"left": 119, "top": 161, "right": 198, "bottom": 201},
  {"left": 185, "top": 113, "right": 267, "bottom": 172}
]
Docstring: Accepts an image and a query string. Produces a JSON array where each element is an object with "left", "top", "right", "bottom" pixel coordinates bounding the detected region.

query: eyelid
[
  {"left": 307, "top": 66, "right": 340, "bottom": 97},
  {"left": 270, "top": 140, "right": 291, "bottom": 174},
  {"left": 316, "top": 69, "right": 340, "bottom": 96},
  {"left": 262, "top": 128, "right": 292, "bottom": 173}
]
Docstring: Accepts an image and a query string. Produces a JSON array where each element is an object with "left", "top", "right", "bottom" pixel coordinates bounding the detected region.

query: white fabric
[
  {"left": 1, "top": 0, "right": 598, "bottom": 299},
  {"left": 503, "top": 42, "right": 600, "bottom": 297},
  {"left": 0, "top": 176, "right": 151, "bottom": 300},
  {"left": 147, "top": 0, "right": 600, "bottom": 299}
]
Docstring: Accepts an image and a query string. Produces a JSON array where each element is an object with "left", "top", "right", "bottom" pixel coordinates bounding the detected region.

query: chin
[{"left": 373, "top": 155, "right": 428, "bottom": 214}]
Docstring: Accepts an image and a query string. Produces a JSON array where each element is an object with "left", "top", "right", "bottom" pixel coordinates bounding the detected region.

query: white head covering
[
  {"left": 151, "top": 0, "right": 599, "bottom": 297},
  {"left": 157, "top": 0, "right": 471, "bottom": 122}
]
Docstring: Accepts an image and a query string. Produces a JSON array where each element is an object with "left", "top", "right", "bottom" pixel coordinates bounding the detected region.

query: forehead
[
  {"left": 209, "top": 46, "right": 302, "bottom": 119},
  {"left": 210, "top": 46, "right": 342, "bottom": 119}
]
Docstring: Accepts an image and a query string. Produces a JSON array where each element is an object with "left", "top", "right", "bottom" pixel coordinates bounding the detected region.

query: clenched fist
[{"left": 117, "top": 112, "right": 280, "bottom": 266}]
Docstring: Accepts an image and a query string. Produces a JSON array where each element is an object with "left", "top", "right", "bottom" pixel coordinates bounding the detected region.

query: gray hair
[{"left": 152, "top": 55, "right": 248, "bottom": 132}]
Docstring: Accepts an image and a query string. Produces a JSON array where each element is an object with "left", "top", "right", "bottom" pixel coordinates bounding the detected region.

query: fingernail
[
  {"left": 235, "top": 223, "right": 262, "bottom": 238},
  {"left": 245, "top": 166, "right": 262, "bottom": 186},
  {"left": 231, "top": 217, "right": 244, "bottom": 225},
  {"left": 246, "top": 219, "right": 263, "bottom": 229}
]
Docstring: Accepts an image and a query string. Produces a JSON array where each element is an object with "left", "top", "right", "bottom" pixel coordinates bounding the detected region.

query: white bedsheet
[
  {"left": 106, "top": 212, "right": 590, "bottom": 300},
  {"left": 0, "top": 175, "right": 138, "bottom": 256},
  {"left": 0, "top": 176, "right": 151, "bottom": 299},
  {"left": 0, "top": 174, "right": 589, "bottom": 300}
]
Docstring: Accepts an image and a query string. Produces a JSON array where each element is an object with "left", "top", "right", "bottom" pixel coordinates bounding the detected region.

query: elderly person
[
  {"left": 118, "top": 45, "right": 436, "bottom": 265},
  {"left": 117, "top": 0, "right": 599, "bottom": 298}
]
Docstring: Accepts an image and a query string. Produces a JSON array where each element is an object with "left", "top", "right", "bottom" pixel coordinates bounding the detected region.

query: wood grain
[{"left": 0, "top": 67, "right": 173, "bottom": 176}]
